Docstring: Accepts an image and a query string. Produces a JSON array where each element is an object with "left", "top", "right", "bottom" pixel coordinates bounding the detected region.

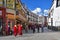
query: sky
[{"left": 21, "top": 0, "right": 53, "bottom": 16}]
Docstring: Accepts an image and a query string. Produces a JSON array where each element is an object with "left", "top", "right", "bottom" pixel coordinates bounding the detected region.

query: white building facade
[
  {"left": 28, "top": 11, "right": 38, "bottom": 24},
  {"left": 48, "top": 0, "right": 60, "bottom": 30},
  {"left": 38, "top": 16, "right": 44, "bottom": 25}
]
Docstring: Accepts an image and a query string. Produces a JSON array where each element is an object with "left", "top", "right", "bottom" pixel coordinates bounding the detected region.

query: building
[
  {"left": 38, "top": 15, "right": 48, "bottom": 27},
  {"left": 21, "top": 4, "right": 39, "bottom": 25},
  {"left": 48, "top": 0, "right": 60, "bottom": 30},
  {"left": 0, "top": 0, "right": 27, "bottom": 35},
  {"left": 16, "top": 0, "right": 27, "bottom": 24},
  {"left": 27, "top": 11, "right": 38, "bottom": 25},
  {"left": 21, "top": 3, "right": 28, "bottom": 24},
  {"left": 20, "top": 3, "right": 39, "bottom": 26},
  {"left": 38, "top": 16, "right": 44, "bottom": 25}
]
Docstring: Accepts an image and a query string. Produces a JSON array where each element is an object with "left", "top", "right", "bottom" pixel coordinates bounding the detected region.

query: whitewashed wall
[{"left": 48, "top": 0, "right": 60, "bottom": 27}]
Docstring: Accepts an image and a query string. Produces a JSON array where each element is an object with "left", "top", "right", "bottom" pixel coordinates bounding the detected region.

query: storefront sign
[
  {"left": 16, "top": 0, "right": 21, "bottom": 10},
  {"left": 6, "top": 0, "right": 15, "bottom": 9},
  {"left": 0, "top": 0, "right": 3, "bottom": 7}
]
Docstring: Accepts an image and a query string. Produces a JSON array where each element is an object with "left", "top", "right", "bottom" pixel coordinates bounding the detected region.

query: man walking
[
  {"left": 37, "top": 24, "right": 40, "bottom": 33},
  {"left": 32, "top": 24, "right": 35, "bottom": 33},
  {"left": 41, "top": 24, "right": 44, "bottom": 32}
]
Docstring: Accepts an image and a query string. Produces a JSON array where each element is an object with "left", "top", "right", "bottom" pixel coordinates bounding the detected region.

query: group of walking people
[
  {"left": 0, "top": 23, "right": 44, "bottom": 36},
  {"left": 13, "top": 23, "right": 23, "bottom": 37},
  {"left": 28, "top": 24, "right": 43, "bottom": 33}
]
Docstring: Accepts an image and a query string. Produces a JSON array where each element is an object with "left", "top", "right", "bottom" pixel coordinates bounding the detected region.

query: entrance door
[{"left": 0, "top": 18, "right": 2, "bottom": 33}]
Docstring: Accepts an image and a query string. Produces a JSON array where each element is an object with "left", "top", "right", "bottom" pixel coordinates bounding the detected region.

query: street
[
  {"left": 0, "top": 0, "right": 60, "bottom": 40},
  {"left": 20, "top": 32, "right": 60, "bottom": 40},
  {"left": 0, "top": 27, "right": 60, "bottom": 40}
]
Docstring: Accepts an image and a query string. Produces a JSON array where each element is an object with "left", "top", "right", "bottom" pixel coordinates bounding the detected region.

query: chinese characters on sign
[{"left": 6, "top": 0, "right": 15, "bottom": 9}]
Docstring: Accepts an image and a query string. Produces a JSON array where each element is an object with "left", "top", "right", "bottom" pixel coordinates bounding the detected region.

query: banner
[
  {"left": 0, "top": 0, "right": 3, "bottom": 7},
  {"left": 6, "top": 0, "right": 15, "bottom": 9}
]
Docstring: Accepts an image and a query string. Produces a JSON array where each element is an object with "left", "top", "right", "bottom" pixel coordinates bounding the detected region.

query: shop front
[
  {"left": 6, "top": 13, "right": 15, "bottom": 35},
  {"left": 0, "top": 7, "right": 6, "bottom": 35}
]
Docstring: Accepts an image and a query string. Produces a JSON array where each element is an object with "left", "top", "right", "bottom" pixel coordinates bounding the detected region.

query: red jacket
[
  {"left": 13, "top": 25, "right": 17, "bottom": 36},
  {"left": 18, "top": 24, "right": 23, "bottom": 35}
]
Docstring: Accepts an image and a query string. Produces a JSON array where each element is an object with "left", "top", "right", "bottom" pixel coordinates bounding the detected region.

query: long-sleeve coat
[
  {"left": 18, "top": 24, "right": 23, "bottom": 35},
  {"left": 13, "top": 25, "right": 17, "bottom": 36}
]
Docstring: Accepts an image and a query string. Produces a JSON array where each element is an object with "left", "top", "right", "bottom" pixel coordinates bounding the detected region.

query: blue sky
[{"left": 21, "top": 0, "right": 53, "bottom": 16}]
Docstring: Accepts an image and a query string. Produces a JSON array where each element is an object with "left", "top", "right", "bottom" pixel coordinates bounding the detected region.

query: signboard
[
  {"left": 16, "top": 0, "right": 21, "bottom": 10},
  {"left": 6, "top": 0, "right": 15, "bottom": 9},
  {"left": 0, "top": 0, "right": 3, "bottom": 7},
  {"left": 0, "top": 11, "right": 2, "bottom": 15}
]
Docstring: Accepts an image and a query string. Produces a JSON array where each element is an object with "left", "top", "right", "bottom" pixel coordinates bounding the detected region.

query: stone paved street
[
  {"left": 0, "top": 32, "right": 60, "bottom": 40},
  {"left": 20, "top": 32, "right": 60, "bottom": 40},
  {"left": 0, "top": 27, "right": 60, "bottom": 40}
]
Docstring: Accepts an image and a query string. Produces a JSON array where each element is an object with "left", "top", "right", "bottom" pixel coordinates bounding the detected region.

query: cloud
[
  {"left": 44, "top": 9, "right": 49, "bottom": 16},
  {"left": 39, "top": 14, "right": 42, "bottom": 16},
  {"left": 31, "top": 8, "right": 49, "bottom": 16},
  {"left": 44, "top": 9, "right": 49, "bottom": 13},
  {"left": 32, "top": 8, "right": 41, "bottom": 14}
]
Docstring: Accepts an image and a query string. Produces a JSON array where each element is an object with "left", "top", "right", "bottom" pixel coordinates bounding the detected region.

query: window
[
  {"left": 56, "top": 0, "right": 60, "bottom": 7},
  {"left": 27, "top": 11, "right": 29, "bottom": 15},
  {"left": 58, "top": 0, "right": 60, "bottom": 6},
  {"left": 0, "top": 18, "right": 2, "bottom": 32},
  {"left": 28, "top": 17, "right": 30, "bottom": 21},
  {"left": 16, "top": 11, "right": 19, "bottom": 15}
]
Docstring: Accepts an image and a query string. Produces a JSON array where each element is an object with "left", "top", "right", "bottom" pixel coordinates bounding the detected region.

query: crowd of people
[
  {"left": 28, "top": 24, "right": 43, "bottom": 33},
  {"left": 0, "top": 23, "right": 45, "bottom": 37},
  {"left": 11, "top": 23, "right": 44, "bottom": 37},
  {"left": 0, "top": 23, "right": 23, "bottom": 37},
  {"left": 12, "top": 24, "right": 44, "bottom": 36}
]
